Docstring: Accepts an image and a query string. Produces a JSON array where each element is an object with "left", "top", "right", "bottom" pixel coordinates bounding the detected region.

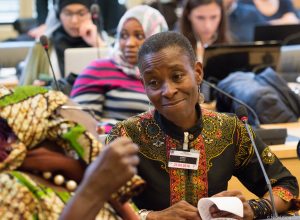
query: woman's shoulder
[
  {"left": 78, "top": 58, "right": 122, "bottom": 77},
  {"left": 201, "top": 108, "right": 235, "bottom": 120},
  {"left": 201, "top": 108, "right": 239, "bottom": 129},
  {"left": 87, "top": 58, "right": 118, "bottom": 69},
  {"left": 114, "top": 111, "right": 154, "bottom": 128},
  {"left": 278, "top": 0, "right": 295, "bottom": 12}
]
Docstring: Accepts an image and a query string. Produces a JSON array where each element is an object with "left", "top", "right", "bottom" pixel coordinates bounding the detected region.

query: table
[
  {"left": 0, "top": 68, "right": 18, "bottom": 88},
  {"left": 228, "top": 120, "right": 300, "bottom": 199}
]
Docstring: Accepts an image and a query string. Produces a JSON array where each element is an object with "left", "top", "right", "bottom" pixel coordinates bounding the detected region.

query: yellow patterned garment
[
  {"left": 108, "top": 106, "right": 299, "bottom": 212},
  {"left": 0, "top": 85, "right": 143, "bottom": 219}
]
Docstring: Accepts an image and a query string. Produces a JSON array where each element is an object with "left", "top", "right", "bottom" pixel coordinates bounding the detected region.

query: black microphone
[
  {"left": 202, "top": 80, "right": 287, "bottom": 145},
  {"left": 40, "top": 35, "right": 60, "bottom": 91},
  {"left": 91, "top": 3, "right": 100, "bottom": 26},
  {"left": 235, "top": 106, "right": 278, "bottom": 218},
  {"left": 297, "top": 140, "right": 300, "bottom": 159},
  {"left": 90, "top": 3, "right": 102, "bottom": 59}
]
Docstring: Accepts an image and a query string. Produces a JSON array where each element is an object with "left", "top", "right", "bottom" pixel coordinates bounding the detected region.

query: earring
[
  {"left": 148, "top": 101, "right": 153, "bottom": 112},
  {"left": 198, "top": 85, "right": 204, "bottom": 104}
]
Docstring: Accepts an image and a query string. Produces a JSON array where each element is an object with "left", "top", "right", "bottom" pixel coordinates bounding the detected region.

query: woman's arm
[
  {"left": 269, "top": 12, "right": 299, "bottom": 25},
  {"left": 234, "top": 119, "right": 299, "bottom": 217},
  {"left": 59, "top": 137, "right": 139, "bottom": 220}
]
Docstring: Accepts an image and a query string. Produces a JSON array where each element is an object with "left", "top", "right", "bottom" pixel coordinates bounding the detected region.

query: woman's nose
[
  {"left": 70, "top": 15, "right": 79, "bottom": 23},
  {"left": 125, "top": 36, "right": 137, "bottom": 47},
  {"left": 203, "top": 20, "right": 212, "bottom": 30},
  {"left": 162, "top": 82, "right": 177, "bottom": 98}
]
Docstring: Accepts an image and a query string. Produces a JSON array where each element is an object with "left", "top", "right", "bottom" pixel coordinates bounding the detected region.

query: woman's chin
[
  {"left": 67, "top": 29, "right": 80, "bottom": 38},
  {"left": 124, "top": 57, "right": 138, "bottom": 66}
]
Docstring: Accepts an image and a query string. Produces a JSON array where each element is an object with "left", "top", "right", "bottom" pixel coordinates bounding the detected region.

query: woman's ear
[
  {"left": 140, "top": 76, "right": 145, "bottom": 87},
  {"left": 194, "top": 61, "right": 204, "bottom": 84}
]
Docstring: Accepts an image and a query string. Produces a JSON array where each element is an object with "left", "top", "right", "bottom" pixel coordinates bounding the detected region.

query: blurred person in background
[
  {"left": 19, "top": 0, "right": 106, "bottom": 86},
  {"left": 180, "top": 0, "right": 232, "bottom": 62},
  {"left": 223, "top": 0, "right": 267, "bottom": 42},
  {"left": 28, "top": 0, "right": 126, "bottom": 39},
  {"left": 71, "top": 5, "right": 168, "bottom": 133},
  {"left": 241, "top": 0, "right": 299, "bottom": 25},
  {"left": 27, "top": 0, "right": 54, "bottom": 39}
]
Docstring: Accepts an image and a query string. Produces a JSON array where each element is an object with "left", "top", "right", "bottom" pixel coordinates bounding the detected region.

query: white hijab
[{"left": 112, "top": 5, "right": 169, "bottom": 79}]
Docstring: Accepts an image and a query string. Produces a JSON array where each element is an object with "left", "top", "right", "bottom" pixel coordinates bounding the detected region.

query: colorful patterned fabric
[
  {"left": 0, "top": 86, "right": 100, "bottom": 170},
  {"left": 108, "top": 106, "right": 299, "bottom": 211},
  {"left": 0, "top": 86, "right": 144, "bottom": 219},
  {"left": 0, "top": 171, "right": 123, "bottom": 220},
  {"left": 167, "top": 135, "right": 208, "bottom": 206},
  {"left": 0, "top": 171, "right": 66, "bottom": 220}
]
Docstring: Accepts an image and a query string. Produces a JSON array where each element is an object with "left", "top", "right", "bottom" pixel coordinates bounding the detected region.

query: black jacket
[{"left": 216, "top": 68, "right": 300, "bottom": 124}]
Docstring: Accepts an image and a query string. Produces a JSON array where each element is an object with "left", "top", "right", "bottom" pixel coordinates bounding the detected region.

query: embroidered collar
[{"left": 153, "top": 104, "right": 203, "bottom": 142}]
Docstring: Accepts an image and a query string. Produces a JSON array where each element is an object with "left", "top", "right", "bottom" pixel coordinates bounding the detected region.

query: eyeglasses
[{"left": 61, "top": 9, "right": 90, "bottom": 20}]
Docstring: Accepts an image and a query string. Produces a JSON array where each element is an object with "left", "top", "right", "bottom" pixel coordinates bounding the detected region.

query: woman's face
[
  {"left": 59, "top": 4, "right": 91, "bottom": 37},
  {"left": 119, "top": 18, "right": 145, "bottom": 65},
  {"left": 140, "top": 46, "right": 203, "bottom": 127},
  {"left": 188, "top": 2, "right": 222, "bottom": 44}
]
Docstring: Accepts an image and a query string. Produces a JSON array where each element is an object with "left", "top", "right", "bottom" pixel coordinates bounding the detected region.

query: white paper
[{"left": 197, "top": 197, "right": 243, "bottom": 220}]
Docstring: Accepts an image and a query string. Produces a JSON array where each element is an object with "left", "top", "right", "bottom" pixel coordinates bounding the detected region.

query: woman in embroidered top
[
  {"left": 180, "top": 0, "right": 232, "bottom": 62},
  {"left": 104, "top": 31, "right": 299, "bottom": 219},
  {"left": 71, "top": 5, "right": 168, "bottom": 132}
]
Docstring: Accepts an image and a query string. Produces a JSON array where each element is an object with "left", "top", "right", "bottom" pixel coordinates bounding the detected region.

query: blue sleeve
[{"left": 279, "top": 0, "right": 297, "bottom": 14}]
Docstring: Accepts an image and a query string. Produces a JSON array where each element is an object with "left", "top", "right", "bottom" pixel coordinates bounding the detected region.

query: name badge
[{"left": 168, "top": 150, "right": 200, "bottom": 170}]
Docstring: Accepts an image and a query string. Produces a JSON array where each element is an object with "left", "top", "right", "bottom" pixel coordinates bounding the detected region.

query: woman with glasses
[{"left": 20, "top": 0, "right": 106, "bottom": 86}]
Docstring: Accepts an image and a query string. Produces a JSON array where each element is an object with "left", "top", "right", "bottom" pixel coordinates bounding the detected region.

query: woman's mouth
[
  {"left": 162, "top": 99, "right": 184, "bottom": 107},
  {"left": 125, "top": 51, "right": 137, "bottom": 57}
]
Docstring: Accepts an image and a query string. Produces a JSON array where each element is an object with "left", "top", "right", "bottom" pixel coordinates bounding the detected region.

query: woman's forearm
[
  {"left": 266, "top": 194, "right": 291, "bottom": 214},
  {"left": 59, "top": 181, "right": 108, "bottom": 220}
]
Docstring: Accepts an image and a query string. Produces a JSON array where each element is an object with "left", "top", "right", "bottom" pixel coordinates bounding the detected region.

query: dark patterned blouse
[{"left": 108, "top": 106, "right": 299, "bottom": 211}]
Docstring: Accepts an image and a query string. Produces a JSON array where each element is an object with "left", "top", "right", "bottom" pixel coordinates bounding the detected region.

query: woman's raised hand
[
  {"left": 81, "top": 137, "right": 140, "bottom": 200},
  {"left": 79, "top": 20, "right": 105, "bottom": 47}
]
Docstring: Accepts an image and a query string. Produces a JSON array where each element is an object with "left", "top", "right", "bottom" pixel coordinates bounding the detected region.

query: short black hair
[{"left": 138, "top": 31, "right": 196, "bottom": 71}]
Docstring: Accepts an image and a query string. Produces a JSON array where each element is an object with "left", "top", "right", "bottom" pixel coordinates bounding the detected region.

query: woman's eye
[
  {"left": 136, "top": 33, "right": 145, "bottom": 40},
  {"left": 148, "top": 80, "right": 158, "bottom": 88},
  {"left": 173, "top": 73, "right": 183, "bottom": 81},
  {"left": 120, "top": 33, "right": 129, "bottom": 39}
]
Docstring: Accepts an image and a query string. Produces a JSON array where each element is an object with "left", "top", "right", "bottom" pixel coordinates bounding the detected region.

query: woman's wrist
[
  {"left": 248, "top": 198, "right": 273, "bottom": 219},
  {"left": 138, "top": 209, "right": 154, "bottom": 220}
]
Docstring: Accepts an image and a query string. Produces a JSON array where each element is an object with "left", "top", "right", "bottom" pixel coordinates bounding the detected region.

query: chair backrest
[
  {"left": 64, "top": 47, "right": 112, "bottom": 76},
  {"left": 277, "top": 45, "right": 300, "bottom": 73},
  {"left": 0, "top": 41, "right": 34, "bottom": 67}
]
